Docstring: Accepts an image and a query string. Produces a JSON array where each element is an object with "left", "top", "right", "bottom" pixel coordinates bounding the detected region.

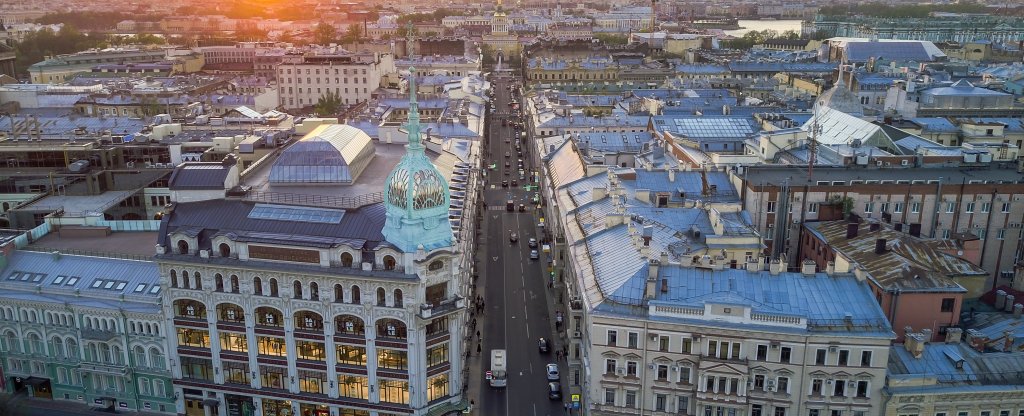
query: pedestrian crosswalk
[{"left": 486, "top": 206, "right": 532, "bottom": 211}]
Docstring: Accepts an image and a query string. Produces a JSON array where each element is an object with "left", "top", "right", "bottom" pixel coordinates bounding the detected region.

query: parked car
[
  {"left": 538, "top": 338, "right": 550, "bottom": 353},
  {"left": 546, "top": 364, "right": 560, "bottom": 381},
  {"left": 548, "top": 382, "right": 562, "bottom": 400}
]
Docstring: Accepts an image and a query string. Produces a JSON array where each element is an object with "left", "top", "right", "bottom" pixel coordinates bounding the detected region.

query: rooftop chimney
[
  {"left": 801, "top": 259, "right": 816, "bottom": 276},
  {"left": 593, "top": 187, "right": 606, "bottom": 201},
  {"left": 846, "top": 222, "right": 859, "bottom": 239},
  {"left": 874, "top": 238, "right": 887, "bottom": 255},
  {"left": 909, "top": 223, "right": 922, "bottom": 237},
  {"left": 905, "top": 333, "right": 926, "bottom": 358},
  {"left": 921, "top": 328, "right": 933, "bottom": 342},
  {"left": 945, "top": 327, "right": 962, "bottom": 344},
  {"left": 1014, "top": 303, "right": 1023, "bottom": 319},
  {"left": 869, "top": 222, "right": 880, "bottom": 232},
  {"left": 644, "top": 259, "right": 660, "bottom": 299},
  {"left": 668, "top": 168, "right": 676, "bottom": 183},
  {"left": 769, "top": 258, "right": 783, "bottom": 275},
  {"left": 1006, "top": 295, "right": 1016, "bottom": 312}
]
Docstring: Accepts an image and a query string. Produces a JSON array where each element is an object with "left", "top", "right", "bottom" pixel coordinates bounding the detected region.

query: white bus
[{"left": 489, "top": 349, "right": 508, "bottom": 388}]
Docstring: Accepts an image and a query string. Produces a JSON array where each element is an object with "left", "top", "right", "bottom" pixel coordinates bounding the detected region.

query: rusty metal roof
[{"left": 806, "top": 220, "right": 981, "bottom": 292}]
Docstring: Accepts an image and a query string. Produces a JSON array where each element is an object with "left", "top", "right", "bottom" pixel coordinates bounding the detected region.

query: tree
[
  {"left": 314, "top": 21, "right": 337, "bottom": 46},
  {"left": 340, "top": 25, "right": 363, "bottom": 44},
  {"left": 314, "top": 90, "right": 343, "bottom": 117}
]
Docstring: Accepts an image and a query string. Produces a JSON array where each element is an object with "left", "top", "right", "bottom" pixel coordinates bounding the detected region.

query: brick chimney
[{"left": 945, "top": 327, "right": 962, "bottom": 344}]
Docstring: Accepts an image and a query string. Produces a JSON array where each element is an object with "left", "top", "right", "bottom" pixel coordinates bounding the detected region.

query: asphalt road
[{"left": 478, "top": 75, "right": 568, "bottom": 416}]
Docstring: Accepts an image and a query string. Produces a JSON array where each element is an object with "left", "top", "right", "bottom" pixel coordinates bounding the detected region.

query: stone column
[{"left": 324, "top": 317, "right": 339, "bottom": 398}]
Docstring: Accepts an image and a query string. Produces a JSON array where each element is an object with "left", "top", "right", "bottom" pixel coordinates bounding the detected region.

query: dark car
[
  {"left": 528, "top": 238, "right": 538, "bottom": 248},
  {"left": 511, "top": 179, "right": 518, "bottom": 187},
  {"left": 518, "top": 203, "right": 526, "bottom": 212},
  {"left": 547, "top": 382, "right": 562, "bottom": 400},
  {"left": 509, "top": 232, "right": 518, "bottom": 243},
  {"left": 501, "top": 180, "right": 508, "bottom": 188},
  {"left": 538, "top": 338, "right": 549, "bottom": 353},
  {"left": 504, "top": 161, "right": 510, "bottom": 168}
]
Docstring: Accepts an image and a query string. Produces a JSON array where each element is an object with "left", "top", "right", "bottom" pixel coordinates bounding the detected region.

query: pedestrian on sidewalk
[{"left": 477, "top": 343, "right": 482, "bottom": 355}]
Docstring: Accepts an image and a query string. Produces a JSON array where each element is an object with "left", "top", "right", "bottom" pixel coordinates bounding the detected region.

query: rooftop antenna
[{"left": 808, "top": 100, "right": 822, "bottom": 182}]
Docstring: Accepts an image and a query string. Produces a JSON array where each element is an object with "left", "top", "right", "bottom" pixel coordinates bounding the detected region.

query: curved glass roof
[{"left": 269, "top": 125, "right": 375, "bottom": 184}]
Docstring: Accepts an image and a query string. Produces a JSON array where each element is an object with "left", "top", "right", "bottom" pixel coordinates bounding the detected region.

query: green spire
[{"left": 405, "top": 67, "right": 423, "bottom": 151}]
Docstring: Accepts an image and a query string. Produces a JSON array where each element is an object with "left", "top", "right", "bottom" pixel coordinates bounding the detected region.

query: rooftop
[
  {"left": 805, "top": 220, "right": 980, "bottom": 292},
  {"left": 740, "top": 165, "right": 1024, "bottom": 186}
]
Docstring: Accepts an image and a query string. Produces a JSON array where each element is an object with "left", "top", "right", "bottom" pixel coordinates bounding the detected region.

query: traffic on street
[{"left": 475, "top": 72, "right": 571, "bottom": 416}]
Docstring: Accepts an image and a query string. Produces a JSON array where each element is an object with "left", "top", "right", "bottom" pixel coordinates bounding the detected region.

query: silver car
[{"left": 546, "top": 363, "right": 559, "bottom": 381}]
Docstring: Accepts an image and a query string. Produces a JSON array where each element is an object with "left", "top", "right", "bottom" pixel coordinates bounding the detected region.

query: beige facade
[
  {"left": 587, "top": 305, "right": 891, "bottom": 416},
  {"left": 277, "top": 52, "right": 395, "bottom": 109}
]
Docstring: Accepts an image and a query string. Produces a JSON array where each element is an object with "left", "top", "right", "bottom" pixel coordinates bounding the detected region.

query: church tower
[
  {"left": 492, "top": 0, "right": 509, "bottom": 36},
  {"left": 382, "top": 68, "right": 453, "bottom": 253}
]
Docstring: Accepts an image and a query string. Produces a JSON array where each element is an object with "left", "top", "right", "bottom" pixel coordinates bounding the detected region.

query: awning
[{"left": 23, "top": 377, "right": 49, "bottom": 386}]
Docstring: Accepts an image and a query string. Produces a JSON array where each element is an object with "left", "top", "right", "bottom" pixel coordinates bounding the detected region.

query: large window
[
  {"left": 176, "top": 328, "right": 210, "bottom": 348},
  {"left": 217, "top": 304, "right": 244, "bottom": 323},
  {"left": 219, "top": 333, "right": 248, "bottom": 353},
  {"left": 336, "top": 345, "right": 367, "bottom": 366},
  {"left": 378, "top": 349, "right": 408, "bottom": 370},
  {"left": 223, "top": 361, "right": 250, "bottom": 385},
  {"left": 298, "top": 369, "right": 327, "bottom": 394},
  {"left": 260, "top": 365, "right": 287, "bottom": 390},
  {"left": 257, "top": 336, "right": 287, "bottom": 357},
  {"left": 255, "top": 307, "right": 283, "bottom": 327},
  {"left": 427, "top": 373, "right": 449, "bottom": 402},
  {"left": 296, "top": 340, "right": 326, "bottom": 361},
  {"left": 180, "top": 357, "right": 212, "bottom": 381},
  {"left": 335, "top": 315, "right": 365, "bottom": 335},
  {"left": 379, "top": 379, "right": 409, "bottom": 404},
  {"left": 427, "top": 344, "right": 449, "bottom": 367},
  {"left": 338, "top": 375, "right": 368, "bottom": 399}
]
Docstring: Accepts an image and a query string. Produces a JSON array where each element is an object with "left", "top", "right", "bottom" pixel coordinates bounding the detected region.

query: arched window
[
  {"left": 253, "top": 277, "right": 263, "bottom": 296},
  {"left": 428, "top": 260, "right": 444, "bottom": 271},
  {"left": 310, "top": 282, "right": 319, "bottom": 301},
  {"left": 230, "top": 275, "right": 239, "bottom": 293},
  {"left": 335, "top": 315, "right": 365, "bottom": 335},
  {"left": 149, "top": 347, "right": 164, "bottom": 370},
  {"left": 217, "top": 303, "right": 244, "bottom": 323},
  {"left": 177, "top": 239, "right": 189, "bottom": 254},
  {"left": 66, "top": 338, "right": 78, "bottom": 359},
  {"left": 173, "top": 299, "right": 207, "bottom": 319},
  {"left": 334, "top": 284, "right": 344, "bottom": 303},
  {"left": 377, "top": 287, "right": 387, "bottom": 307},
  {"left": 2, "top": 331, "right": 17, "bottom": 352},
  {"left": 293, "top": 280, "right": 303, "bottom": 299},
  {"left": 218, "top": 243, "right": 231, "bottom": 258},
  {"left": 134, "top": 345, "right": 147, "bottom": 367},
  {"left": 170, "top": 270, "right": 178, "bottom": 288},
  {"left": 383, "top": 255, "right": 397, "bottom": 271},
  {"left": 255, "top": 307, "right": 283, "bottom": 327},
  {"left": 294, "top": 310, "right": 324, "bottom": 331},
  {"left": 269, "top": 279, "right": 279, "bottom": 297},
  {"left": 394, "top": 289, "right": 403, "bottom": 308},
  {"left": 341, "top": 252, "right": 354, "bottom": 267},
  {"left": 27, "top": 333, "right": 41, "bottom": 354},
  {"left": 182, "top": 271, "right": 190, "bottom": 289},
  {"left": 375, "top": 318, "right": 408, "bottom": 340},
  {"left": 193, "top": 272, "right": 202, "bottom": 290},
  {"left": 215, "top": 274, "right": 224, "bottom": 292},
  {"left": 52, "top": 336, "right": 65, "bottom": 358},
  {"left": 351, "top": 285, "right": 361, "bottom": 304}
]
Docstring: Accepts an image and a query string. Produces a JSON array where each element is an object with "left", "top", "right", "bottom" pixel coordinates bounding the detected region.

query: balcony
[
  {"left": 418, "top": 296, "right": 466, "bottom": 320},
  {"left": 81, "top": 328, "right": 119, "bottom": 342},
  {"left": 79, "top": 361, "right": 128, "bottom": 376}
]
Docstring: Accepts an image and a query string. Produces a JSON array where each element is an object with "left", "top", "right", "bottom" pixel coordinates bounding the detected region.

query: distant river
[{"left": 723, "top": 19, "right": 805, "bottom": 37}]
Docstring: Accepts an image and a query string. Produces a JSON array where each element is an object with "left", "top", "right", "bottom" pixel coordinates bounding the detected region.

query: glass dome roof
[{"left": 269, "top": 125, "right": 375, "bottom": 185}]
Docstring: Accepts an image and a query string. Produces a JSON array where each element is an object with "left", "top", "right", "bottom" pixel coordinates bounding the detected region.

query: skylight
[
  {"left": 66, "top": 277, "right": 79, "bottom": 285},
  {"left": 92, "top": 280, "right": 103, "bottom": 288},
  {"left": 248, "top": 204, "right": 345, "bottom": 224},
  {"left": 149, "top": 285, "right": 161, "bottom": 294},
  {"left": 134, "top": 284, "right": 147, "bottom": 293},
  {"left": 53, "top": 275, "right": 66, "bottom": 285}
]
